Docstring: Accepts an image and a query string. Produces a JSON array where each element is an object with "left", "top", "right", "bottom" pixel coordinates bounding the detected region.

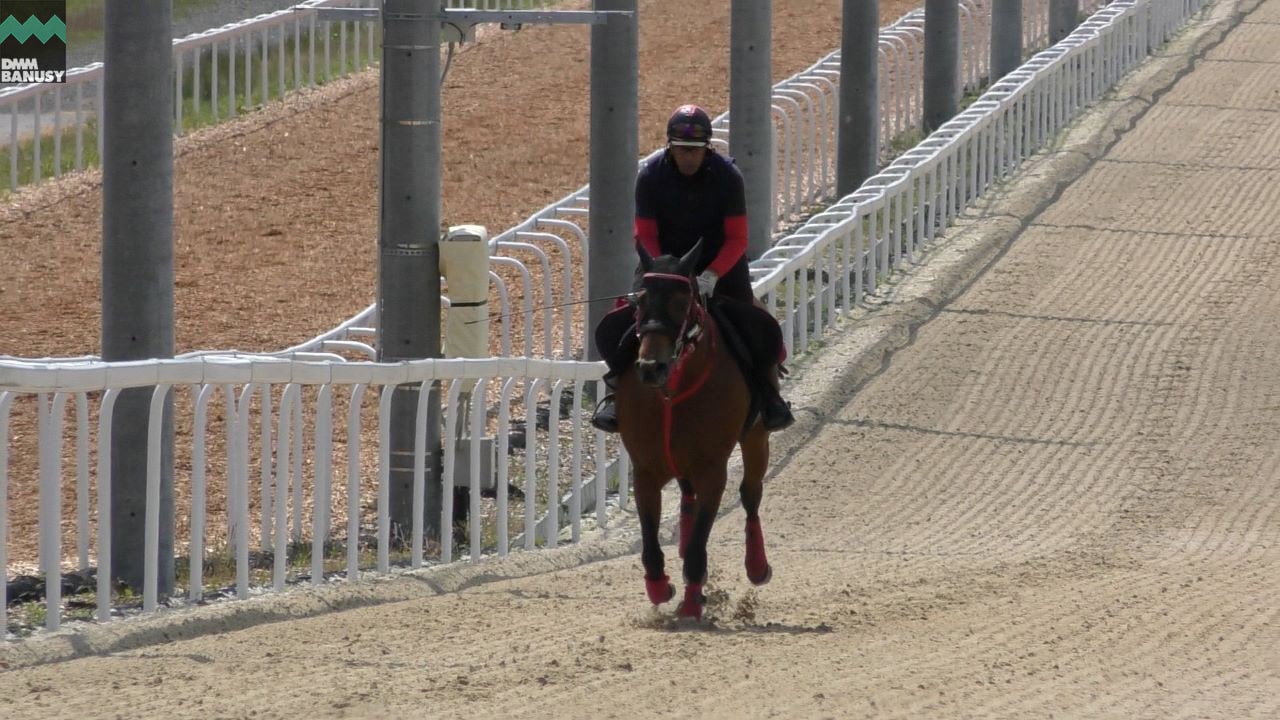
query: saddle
[{"left": 707, "top": 298, "right": 783, "bottom": 435}]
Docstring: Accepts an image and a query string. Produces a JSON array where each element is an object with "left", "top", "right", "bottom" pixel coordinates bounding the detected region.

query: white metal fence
[
  {"left": 0, "top": 0, "right": 1205, "bottom": 634},
  {"left": 0, "top": 355, "right": 617, "bottom": 631}
]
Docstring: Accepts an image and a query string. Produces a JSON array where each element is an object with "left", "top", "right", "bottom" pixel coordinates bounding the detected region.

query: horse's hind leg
[
  {"left": 676, "top": 477, "right": 696, "bottom": 558},
  {"left": 740, "top": 425, "right": 773, "bottom": 585},
  {"left": 678, "top": 471, "right": 726, "bottom": 620},
  {"left": 635, "top": 470, "right": 675, "bottom": 606}
]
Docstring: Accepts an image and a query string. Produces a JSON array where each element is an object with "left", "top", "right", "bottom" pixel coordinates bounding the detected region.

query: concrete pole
[
  {"left": 730, "top": 0, "right": 774, "bottom": 260},
  {"left": 837, "top": 0, "right": 879, "bottom": 198},
  {"left": 1050, "top": 0, "right": 1080, "bottom": 44},
  {"left": 379, "top": 0, "right": 444, "bottom": 542},
  {"left": 102, "top": 0, "right": 175, "bottom": 594},
  {"left": 586, "top": 0, "right": 638, "bottom": 362},
  {"left": 923, "top": 0, "right": 960, "bottom": 132},
  {"left": 991, "top": 0, "right": 1024, "bottom": 83}
]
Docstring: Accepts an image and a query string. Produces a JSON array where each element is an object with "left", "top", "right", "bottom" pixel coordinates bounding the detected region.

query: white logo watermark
[{"left": 1, "top": 57, "right": 64, "bottom": 83}]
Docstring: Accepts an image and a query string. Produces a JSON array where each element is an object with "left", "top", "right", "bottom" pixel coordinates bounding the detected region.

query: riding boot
[
  {"left": 590, "top": 374, "right": 620, "bottom": 433},
  {"left": 761, "top": 364, "right": 795, "bottom": 432}
]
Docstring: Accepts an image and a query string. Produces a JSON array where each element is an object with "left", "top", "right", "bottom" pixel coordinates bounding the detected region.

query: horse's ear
[
  {"left": 638, "top": 242, "right": 654, "bottom": 273},
  {"left": 678, "top": 238, "right": 704, "bottom": 277}
]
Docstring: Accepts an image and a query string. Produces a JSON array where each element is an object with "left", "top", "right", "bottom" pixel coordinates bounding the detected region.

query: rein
[{"left": 634, "top": 272, "right": 718, "bottom": 478}]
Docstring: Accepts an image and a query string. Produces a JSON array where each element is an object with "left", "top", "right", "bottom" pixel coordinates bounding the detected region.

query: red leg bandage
[
  {"left": 645, "top": 575, "right": 674, "bottom": 605},
  {"left": 745, "top": 517, "right": 771, "bottom": 584},
  {"left": 679, "top": 583, "right": 705, "bottom": 620}
]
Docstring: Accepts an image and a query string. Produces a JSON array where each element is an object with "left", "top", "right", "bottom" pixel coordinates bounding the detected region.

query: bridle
[{"left": 633, "top": 272, "right": 708, "bottom": 384}]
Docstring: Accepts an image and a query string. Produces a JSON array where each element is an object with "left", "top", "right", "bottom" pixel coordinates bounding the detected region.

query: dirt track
[{"left": 1, "top": 1, "right": 1276, "bottom": 717}]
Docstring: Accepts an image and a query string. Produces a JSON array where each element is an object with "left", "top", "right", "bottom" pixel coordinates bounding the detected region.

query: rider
[{"left": 591, "top": 104, "right": 795, "bottom": 433}]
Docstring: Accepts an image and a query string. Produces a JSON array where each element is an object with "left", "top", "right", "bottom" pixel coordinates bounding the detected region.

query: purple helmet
[{"left": 667, "top": 104, "right": 712, "bottom": 147}]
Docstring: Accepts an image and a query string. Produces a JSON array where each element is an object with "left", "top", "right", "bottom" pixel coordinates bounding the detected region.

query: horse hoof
[
  {"left": 748, "top": 563, "right": 773, "bottom": 586},
  {"left": 677, "top": 599, "right": 704, "bottom": 621},
  {"left": 678, "top": 584, "right": 706, "bottom": 620}
]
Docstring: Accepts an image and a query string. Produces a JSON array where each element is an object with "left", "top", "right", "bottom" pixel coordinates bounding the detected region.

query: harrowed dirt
[{"left": 2, "top": 1, "right": 1278, "bottom": 718}]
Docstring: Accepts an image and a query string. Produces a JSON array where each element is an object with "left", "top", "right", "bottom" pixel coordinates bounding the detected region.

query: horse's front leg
[
  {"left": 634, "top": 469, "right": 675, "bottom": 606},
  {"left": 679, "top": 469, "right": 726, "bottom": 620},
  {"left": 676, "top": 477, "right": 696, "bottom": 558}
]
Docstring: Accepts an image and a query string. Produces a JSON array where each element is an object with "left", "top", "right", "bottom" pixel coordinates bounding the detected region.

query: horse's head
[{"left": 633, "top": 239, "right": 706, "bottom": 388}]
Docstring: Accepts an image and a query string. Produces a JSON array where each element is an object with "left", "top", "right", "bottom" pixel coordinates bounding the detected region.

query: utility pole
[
  {"left": 923, "top": 0, "right": 960, "bottom": 132},
  {"left": 380, "top": 0, "right": 445, "bottom": 542},
  {"left": 1050, "top": 0, "right": 1080, "bottom": 44},
  {"left": 730, "top": 0, "right": 774, "bottom": 259},
  {"left": 102, "top": 0, "right": 175, "bottom": 594},
  {"left": 991, "top": 0, "right": 1023, "bottom": 83},
  {"left": 837, "top": 0, "right": 879, "bottom": 197},
  {"left": 586, "top": 0, "right": 638, "bottom": 362}
]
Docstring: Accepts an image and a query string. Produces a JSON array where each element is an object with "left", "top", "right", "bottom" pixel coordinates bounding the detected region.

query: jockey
[{"left": 591, "top": 104, "right": 795, "bottom": 434}]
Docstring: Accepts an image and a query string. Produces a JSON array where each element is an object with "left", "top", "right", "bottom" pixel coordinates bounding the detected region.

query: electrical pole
[
  {"left": 380, "top": 0, "right": 445, "bottom": 543},
  {"left": 102, "top": 0, "right": 175, "bottom": 595},
  {"left": 837, "top": 0, "right": 879, "bottom": 197},
  {"left": 923, "top": 0, "right": 960, "bottom": 132},
  {"left": 586, "top": 0, "right": 638, "bottom": 362},
  {"left": 730, "top": 0, "right": 774, "bottom": 258},
  {"left": 991, "top": 0, "right": 1023, "bottom": 83}
]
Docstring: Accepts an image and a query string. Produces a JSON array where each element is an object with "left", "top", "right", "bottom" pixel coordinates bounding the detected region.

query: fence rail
[{"left": 0, "top": 0, "right": 1205, "bottom": 635}]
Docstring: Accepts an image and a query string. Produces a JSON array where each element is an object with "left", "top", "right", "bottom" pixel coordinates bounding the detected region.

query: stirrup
[{"left": 591, "top": 394, "right": 619, "bottom": 433}]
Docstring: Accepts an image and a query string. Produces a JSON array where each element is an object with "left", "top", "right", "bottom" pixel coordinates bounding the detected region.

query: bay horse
[{"left": 614, "top": 241, "right": 774, "bottom": 620}]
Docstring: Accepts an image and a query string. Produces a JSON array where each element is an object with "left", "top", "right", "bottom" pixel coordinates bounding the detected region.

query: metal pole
[
  {"left": 837, "top": 0, "right": 879, "bottom": 197},
  {"left": 730, "top": 0, "right": 774, "bottom": 260},
  {"left": 923, "top": 0, "right": 960, "bottom": 132},
  {"left": 380, "top": 0, "right": 444, "bottom": 543},
  {"left": 586, "top": 0, "right": 638, "bottom": 362},
  {"left": 991, "top": 0, "right": 1023, "bottom": 83},
  {"left": 1050, "top": 0, "right": 1080, "bottom": 44},
  {"left": 103, "top": 0, "right": 175, "bottom": 594}
]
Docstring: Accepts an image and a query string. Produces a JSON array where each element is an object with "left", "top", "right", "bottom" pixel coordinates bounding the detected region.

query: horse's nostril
[{"left": 636, "top": 359, "right": 668, "bottom": 386}]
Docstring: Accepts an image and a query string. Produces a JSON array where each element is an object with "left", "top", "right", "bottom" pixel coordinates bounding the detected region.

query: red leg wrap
[
  {"left": 678, "top": 582, "right": 704, "bottom": 620},
  {"left": 745, "top": 517, "right": 771, "bottom": 585},
  {"left": 645, "top": 575, "right": 674, "bottom": 605}
]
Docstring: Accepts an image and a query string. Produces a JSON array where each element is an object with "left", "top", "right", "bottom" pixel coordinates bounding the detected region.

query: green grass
[
  {"left": 1, "top": 24, "right": 377, "bottom": 198},
  {"left": 66, "top": 0, "right": 225, "bottom": 48}
]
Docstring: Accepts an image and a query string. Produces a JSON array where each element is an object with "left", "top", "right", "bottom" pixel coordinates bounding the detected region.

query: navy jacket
[{"left": 634, "top": 149, "right": 749, "bottom": 279}]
